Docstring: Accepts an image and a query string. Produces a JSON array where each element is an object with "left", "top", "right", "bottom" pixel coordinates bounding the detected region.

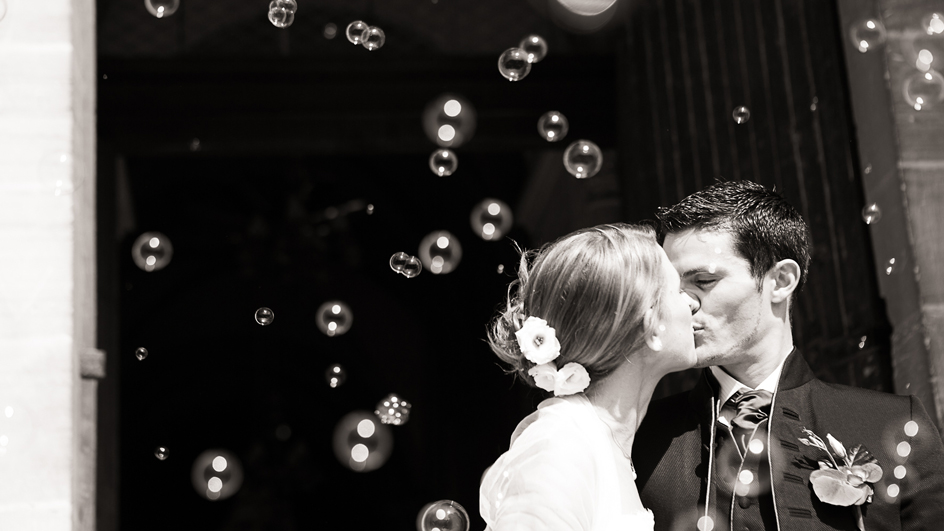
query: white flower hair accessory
[
  {"left": 516, "top": 316, "right": 590, "bottom": 396},
  {"left": 514, "top": 316, "right": 561, "bottom": 365}
]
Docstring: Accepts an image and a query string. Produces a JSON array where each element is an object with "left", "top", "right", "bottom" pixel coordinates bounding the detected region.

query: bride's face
[{"left": 654, "top": 248, "right": 698, "bottom": 370}]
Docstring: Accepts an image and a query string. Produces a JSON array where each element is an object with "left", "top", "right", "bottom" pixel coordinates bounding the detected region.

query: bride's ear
[{"left": 644, "top": 308, "right": 664, "bottom": 352}]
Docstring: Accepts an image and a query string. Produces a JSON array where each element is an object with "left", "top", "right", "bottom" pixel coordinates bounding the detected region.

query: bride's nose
[{"left": 683, "top": 291, "right": 700, "bottom": 314}]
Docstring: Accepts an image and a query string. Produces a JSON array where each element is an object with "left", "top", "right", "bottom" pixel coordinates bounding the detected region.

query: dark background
[{"left": 95, "top": 0, "right": 894, "bottom": 529}]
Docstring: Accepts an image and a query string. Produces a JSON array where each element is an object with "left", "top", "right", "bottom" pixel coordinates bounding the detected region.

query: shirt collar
[{"left": 709, "top": 355, "right": 787, "bottom": 411}]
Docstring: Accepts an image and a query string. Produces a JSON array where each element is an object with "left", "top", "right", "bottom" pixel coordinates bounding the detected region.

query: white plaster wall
[{"left": 0, "top": 0, "right": 94, "bottom": 525}]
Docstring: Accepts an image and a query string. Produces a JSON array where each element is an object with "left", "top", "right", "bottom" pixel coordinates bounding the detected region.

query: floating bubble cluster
[
  {"left": 429, "top": 149, "right": 458, "bottom": 177},
  {"left": 131, "top": 232, "right": 173, "bottom": 272},
  {"left": 135, "top": 347, "right": 149, "bottom": 361},
  {"left": 326, "top": 364, "right": 347, "bottom": 388},
  {"left": 732, "top": 106, "right": 751, "bottom": 124},
  {"left": 154, "top": 446, "right": 169, "bottom": 460},
  {"left": 519, "top": 35, "right": 548, "bottom": 63},
  {"left": 498, "top": 48, "right": 532, "bottom": 81},
  {"left": 423, "top": 94, "right": 477, "bottom": 148},
  {"left": 144, "top": 0, "right": 179, "bottom": 18},
  {"left": 390, "top": 252, "right": 423, "bottom": 278},
  {"left": 316, "top": 301, "right": 353, "bottom": 337},
  {"left": 255, "top": 307, "right": 275, "bottom": 326},
  {"left": 418, "top": 231, "right": 463, "bottom": 275},
  {"left": 267, "top": 0, "right": 296, "bottom": 28},
  {"left": 903, "top": 70, "right": 944, "bottom": 111},
  {"left": 418, "top": 500, "right": 470, "bottom": 531},
  {"left": 563, "top": 140, "right": 603, "bottom": 179},
  {"left": 862, "top": 203, "right": 882, "bottom": 225},
  {"left": 332, "top": 411, "right": 393, "bottom": 472},
  {"left": 537, "top": 111, "right": 569, "bottom": 142},
  {"left": 470, "top": 198, "right": 513, "bottom": 241},
  {"left": 191, "top": 449, "right": 244, "bottom": 501},
  {"left": 924, "top": 13, "right": 944, "bottom": 35},
  {"left": 375, "top": 393, "right": 412, "bottom": 425},
  {"left": 850, "top": 18, "right": 886, "bottom": 53}
]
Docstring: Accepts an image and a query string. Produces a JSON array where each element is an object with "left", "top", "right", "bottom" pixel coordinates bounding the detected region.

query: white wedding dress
[{"left": 480, "top": 394, "right": 655, "bottom": 531}]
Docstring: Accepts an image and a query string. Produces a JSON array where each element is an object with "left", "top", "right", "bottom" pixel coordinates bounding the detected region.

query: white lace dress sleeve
[{"left": 479, "top": 396, "right": 655, "bottom": 531}]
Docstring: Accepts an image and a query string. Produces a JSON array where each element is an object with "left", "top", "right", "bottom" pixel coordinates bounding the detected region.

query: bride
[{"left": 480, "top": 223, "right": 698, "bottom": 530}]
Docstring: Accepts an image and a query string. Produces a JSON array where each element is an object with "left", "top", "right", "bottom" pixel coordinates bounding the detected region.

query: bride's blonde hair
[{"left": 488, "top": 223, "right": 669, "bottom": 389}]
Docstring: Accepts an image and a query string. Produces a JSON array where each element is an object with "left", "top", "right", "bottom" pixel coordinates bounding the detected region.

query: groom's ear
[{"left": 769, "top": 259, "right": 801, "bottom": 304}]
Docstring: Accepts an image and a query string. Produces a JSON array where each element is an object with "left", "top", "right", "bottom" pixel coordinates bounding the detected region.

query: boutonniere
[{"left": 798, "top": 428, "right": 883, "bottom": 531}]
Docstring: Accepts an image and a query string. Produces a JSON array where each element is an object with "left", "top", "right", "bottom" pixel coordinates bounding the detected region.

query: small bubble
[
  {"left": 189, "top": 138, "right": 201, "bottom": 151},
  {"left": 255, "top": 307, "right": 275, "bottom": 326},
  {"left": 346, "top": 21, "right": 368, "bottom": 45},
  {"left": 470, "top": 198, "right": 514, "bottom": 241},
  {"left": 497, "top": 264, "right": 505, "bottom": 274},
  {"left": 864, "top": 163, "right": 872, "bottom": 174},
  {"left": 537, "top": 111, "right": 569, "bottom": 142},
  {"left": 135, "top": 347, "right": 149, "bottom": 361},
  {"left": 850, "top": 18, "right": 886, "bottom": 53},
  {"left": 360, "top": 26, "right": 385, "bottom": 51},
  {"left": 519, "top": 34, "right": 548, "bottom": 63},
  {"left": 316, "top": 301, "right": 353, "bottom": 336},
  {"left": 894, "top": 465, "right": 907, "bottom": 479},
  {"left": 858, "top": 335, "right": 867, "bottom": 349},
  {"left": 419, "top": 500, "right": 470, "bottom": 531},
  {"left": 401, "top": 256, "right": 423, "bottom": 279},
  {"left": 563, "top": 140, "right": 603, "bottom": 179},
  {"left": 738, "top": 469, "right": 754, "bottom": 484},
  {"left": 885, "top": 258, "right": 896, "bottom": 275},
  {"left": 154, "top": 446, "right": 170, "bottom": 460},
  {"left": 366, "top": 204, "right": 375, "bottom": 215},
  {"left": 132, "top": 232, "right": 173, "bottom": 272},
  {"left": 389, "top": 252, "right": 410, "bottom": 273},
  {"left": 748, "top": 438, "right": 764, "bottom": 454},
  {"left": 429, "top": 149, "right": 458, "bottom": 177},
  {"left": 887, "top": 483, "right": 900, "bottom": 498},
  {"left": 697, "top": 516, "right": 715, "bottom": 531},
  {"left": 497, "top": 48, "right": 531, "bottom": 81},
  {"left": 326, "top": 364, "right": 347, "bottom": 387},
  {"left": 324, "top": 23, "right": 337, "bottom": 39},
  {"left": 267, "top": 0, "right": 297, "bottom": 28},
  {"left": 732, "top": 106, "right": 751, "bottom": 124},
  {"left": 862, "top": 203, "right": 882, "bottom": 224},
  {"left": 144, "top": 0, "right": 179, "bottom": 18}
]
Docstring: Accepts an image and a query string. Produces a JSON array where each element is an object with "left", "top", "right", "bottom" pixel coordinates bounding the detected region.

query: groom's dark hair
[{"left": 655, "top": 180, "right": 812, "bottom": 295}]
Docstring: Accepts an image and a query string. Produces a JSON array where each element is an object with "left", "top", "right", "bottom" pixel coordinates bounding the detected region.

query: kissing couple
[{"left": 479, "top": 180, "right": 944, "bottom": 531}]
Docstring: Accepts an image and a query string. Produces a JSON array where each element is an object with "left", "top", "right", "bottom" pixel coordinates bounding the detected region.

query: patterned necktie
[{"left": 723, "top": 389, "right": 773, "bottom": 454}]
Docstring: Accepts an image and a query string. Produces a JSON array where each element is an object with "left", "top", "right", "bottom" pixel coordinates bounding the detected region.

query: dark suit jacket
[{"left": 633, "top": 349, "right": 944, "bottom": 531}]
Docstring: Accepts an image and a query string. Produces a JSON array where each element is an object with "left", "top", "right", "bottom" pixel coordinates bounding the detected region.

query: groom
[{"left": 633, "top": 180, "right": 944, "bottom": 531}]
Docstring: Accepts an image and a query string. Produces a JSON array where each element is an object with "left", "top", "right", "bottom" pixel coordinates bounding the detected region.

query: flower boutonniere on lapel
[{"left": 798, "top": 428, "right": 883, "bottom": 531}]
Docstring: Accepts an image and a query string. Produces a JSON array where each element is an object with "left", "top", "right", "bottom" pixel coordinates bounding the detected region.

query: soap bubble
[
  {"left": 423, "top": 94, "right": 476, "bottom": 148},
  {"left": 267, "top": 0, "right": 296, "bottom": 28},
  {"left": 418, "top": 500, "right": 470, "bottom": 531},
  {"left": 885, "top": 257, "right": 896, "bottom": 275},
  {"left": 498, "top": 48, "right": 532, "bottom": 81},
  {"left": 131, "top": 232, "right": 173, "bottom": 272},
  {"left": 903, "top": 70, "right": 944, "bottom": 111},
  {"left": 732, "top": 106, "right": 751, "bottom": 124},
  {"left": 563, "top": 140, "right": 603, "bottom": 179},
  {"left": 390, "top": 252, "right": 410, "bottom": 273},
  {"left": 144, "top": 0, "right": 179, "bottom": 18},
  {"left": 470, "top": 198, "right": 513, "bottom": 241},
  {"left": 904, "top": 420, "right": 919, "bottom": 437},
  {"left": 326, "top": 363, "right": 347, "bottom": 388},
  {"left": 402, "top": 256, "right": 423, "bottom": 278},
  {"left": 862, "top": 203, "right": 882, "bottom": 224},
  {"left": 429, "top": 149, "right": 458, "bottom": 177},
  {"left": 418, "top": 231, "right": 462, "bottom": 275},
  {"left": 849, "top": 18, "right": 886, "bottom": 53},
  {"left": 537, "top": 111, "right": 569, "bottom": 142},
  {"left": 361, "top": 26, "right": 385, "bottom": 51},
  {"left": 375, "top": 393, "right": 412, "bottom": 425},
  {"left": 255, "top": 307, "right": 275, "bottom": 326},
  {"left": 135, "top": 347, "right": 149, "bottom": 361},
  {"left": 324, "top": 23, "right": 338, "bottom": 39},
  {"left": 346, "top": 21, "right": 368, "bottom": 44},
  {"left": 519, "top": 34, "right": 548, "bottom": 63},
  {"left": 191, "top": 449, "right": 243, "bottom": 501},
  {"left": 923, "top": 13, "right": 944, "bottom": 35},
  {"left": 316, "top": 301, "right": 353, "bottom": 337},
  {"left": 154, "top": 446, "right": 170, "bottom": 460},
  {"left": 332, "top": 410, "right": 393, "bottom": 472}
]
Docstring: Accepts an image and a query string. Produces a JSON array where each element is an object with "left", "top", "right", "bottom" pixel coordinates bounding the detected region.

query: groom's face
[{"left": 662, "top": 228, "right": 768, "bottom": 369}]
